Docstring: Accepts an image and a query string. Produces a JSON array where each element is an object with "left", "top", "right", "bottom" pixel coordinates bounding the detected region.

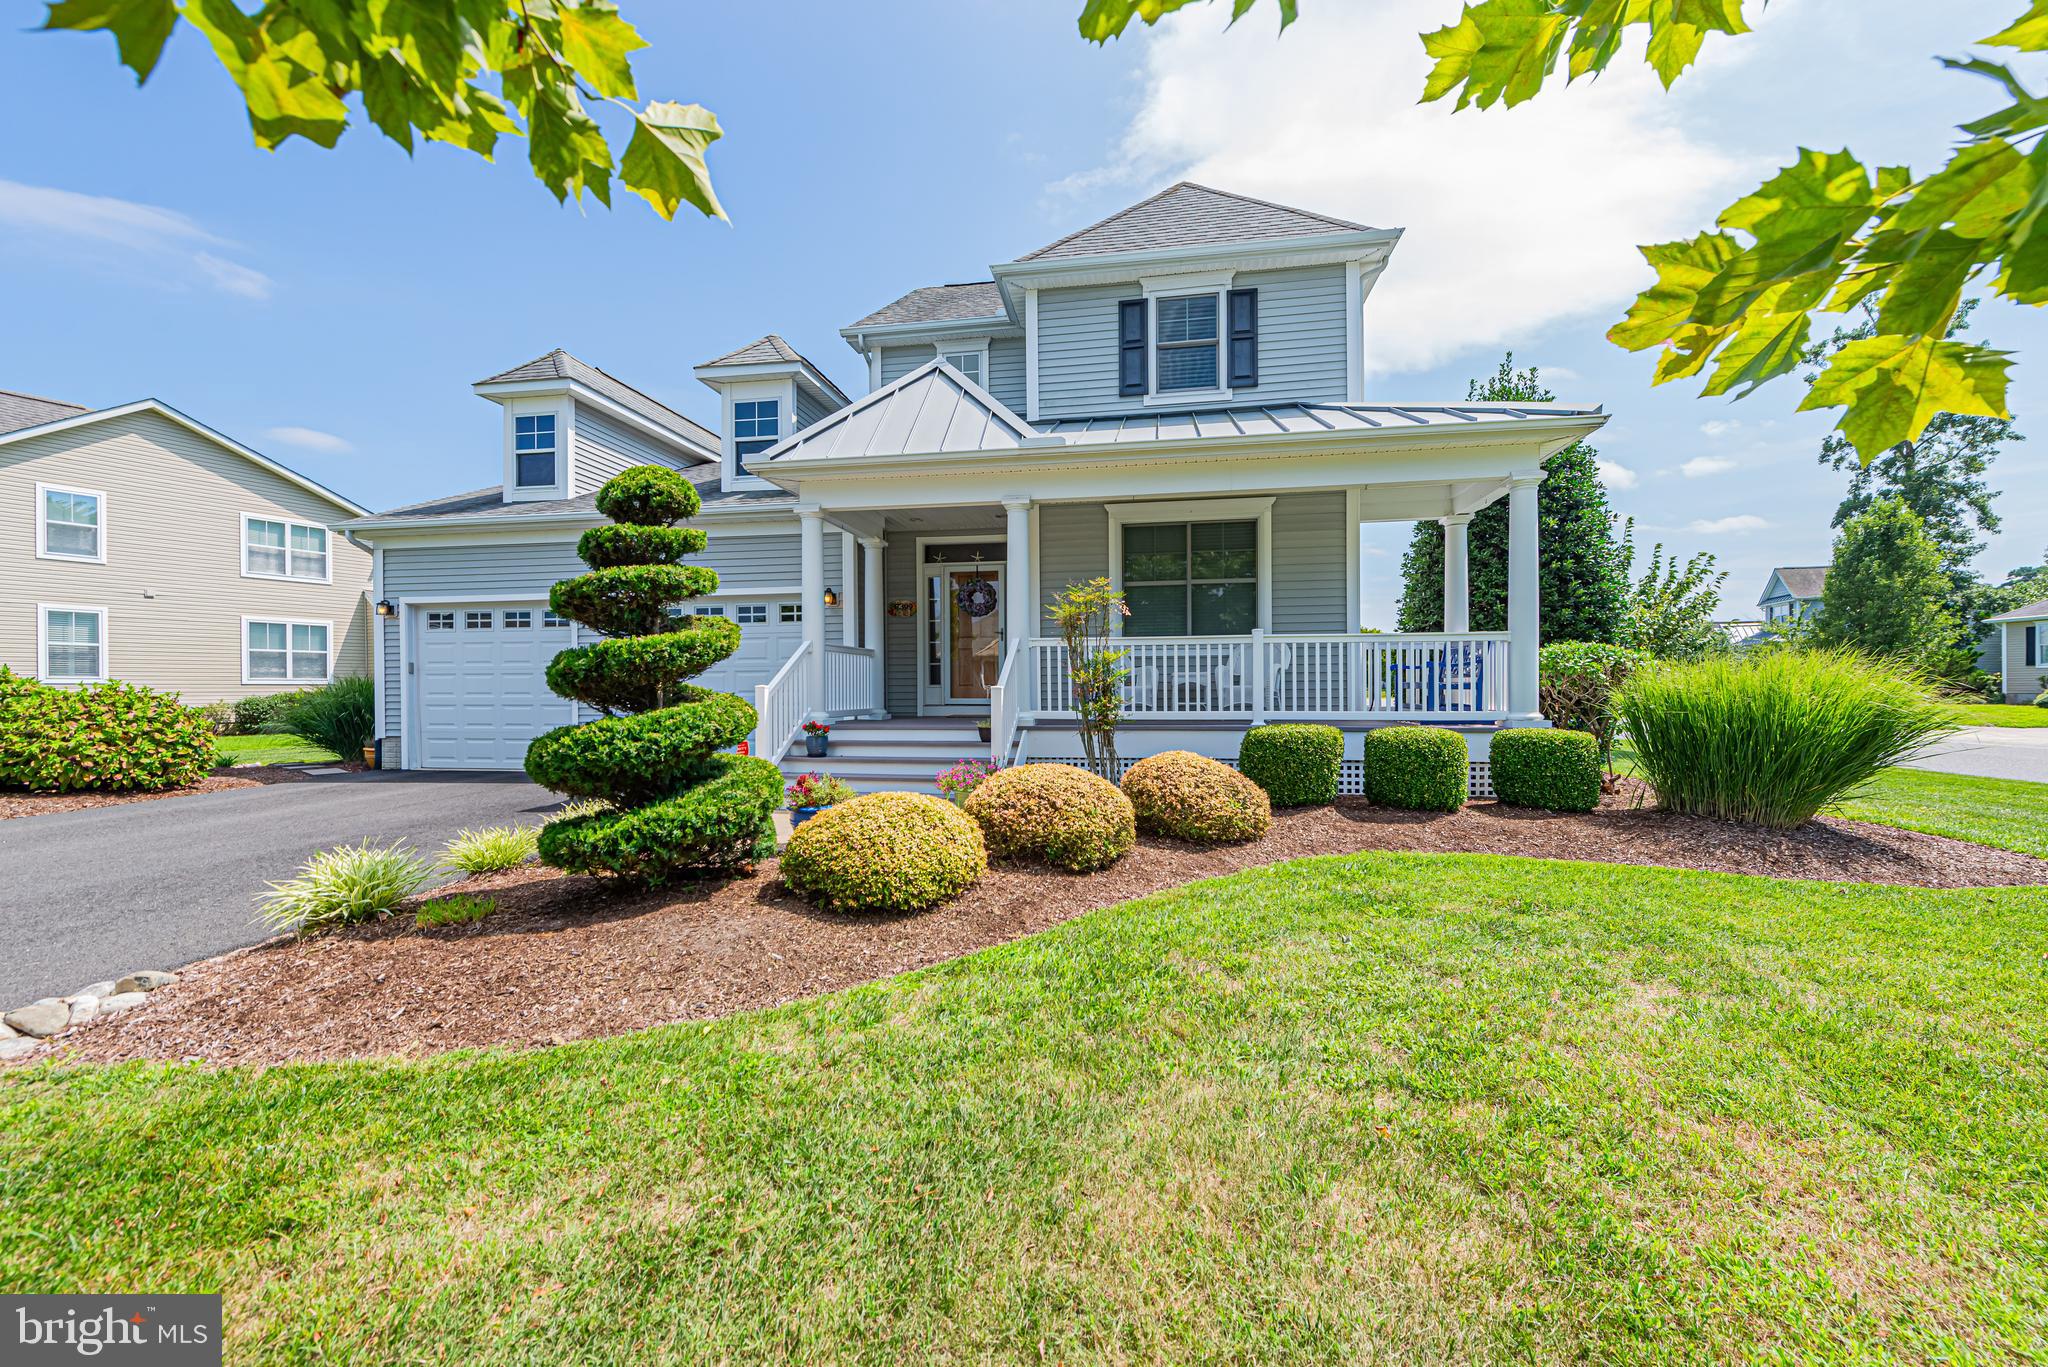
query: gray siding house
[
  {"left": 345, "top": 183, "right": 1606, "bottom": 790},
  {"left": 0, "top": 392, "right": 371, "bottom": 702},
  {"left": 1989, "top": 598, "right": 2048, "bottom": 703}
]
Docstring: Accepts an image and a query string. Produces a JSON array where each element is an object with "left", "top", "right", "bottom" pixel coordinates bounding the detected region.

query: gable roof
[
  {"left": 0, "top": 398, "right": 367, "bottom": 515},
  {"left": 1017, "top": 182, "right": 1372, "bottom": 262},
  {"left": 0, "top": 389, "right": 89, "bottom": 436},
  {"left": 475, "top": 349, "right": 717, "bottom": 451},
  {"left": 761, "top": 359, "right": 1040, "bottom": 463},
  {"left": 848, "top": 282, "right": 1006, "bottom": 330},
  {"left": 1988, "top": 597, "right": 2048, "bottom": 623},
  {"left": 1764, "top": 566, "right": 1831, "bottom": 600},
  {"left": 693, "top": 334, "right": 851, "bottom": 408}
]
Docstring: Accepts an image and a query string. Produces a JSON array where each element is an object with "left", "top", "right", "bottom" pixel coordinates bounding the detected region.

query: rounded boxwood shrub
[
  {"left": 964, "top": 763, "right": 1135, "bottom": 872},
  {"left": 1489, "top": 728, "right": 1601, "bottom": 812},
  {"left": 781, "top": 791, "right": 986, "bottom": 912},
  {"left": 1120, "top": 751, "right": 1272, "bottom": 845},
  {"left": 1362, "top": 726, "right": 1467, "bottom": 812},
  {"left": 1237, "top": 723, "right": 1343, "bottom": 807},
  {"left": 0, "top": 670, "right": 216, "bottom": 793}
]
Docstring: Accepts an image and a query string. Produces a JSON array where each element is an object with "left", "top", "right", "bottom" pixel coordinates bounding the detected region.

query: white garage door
[
  {"left": 413, "top": 600, "right": 805, "bottom": 770},
  {"left": 416, "top": 604, "right": 570, "bottom": 770}
]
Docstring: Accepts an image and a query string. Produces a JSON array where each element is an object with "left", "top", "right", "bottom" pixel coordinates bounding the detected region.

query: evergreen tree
[
  {"left": 1397, "top": 355, "right": 1628, "bottom": 642},
  {"left": 1815, "top": 497, "right": 1957, "bottom": 662}
]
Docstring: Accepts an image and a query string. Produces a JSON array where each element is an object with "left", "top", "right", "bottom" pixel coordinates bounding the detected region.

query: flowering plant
[
  {"left": 801, "top": 720, "right": 832, "bottom": 736},
  {"left": 934, "top": 757, "right": 1001, "bottom": 803},
  {"left": 786, "top": 771, "right": 855, "bottom": 809}
]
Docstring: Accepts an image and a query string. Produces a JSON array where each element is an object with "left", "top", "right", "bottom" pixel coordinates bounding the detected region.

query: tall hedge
[{"left": 523, "top": 466, "right": 783, "bottom": 882}]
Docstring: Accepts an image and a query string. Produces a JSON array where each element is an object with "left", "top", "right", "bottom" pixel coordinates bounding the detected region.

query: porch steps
[{"left": 776, "top": 718, "right": 988, "bottom": 795}]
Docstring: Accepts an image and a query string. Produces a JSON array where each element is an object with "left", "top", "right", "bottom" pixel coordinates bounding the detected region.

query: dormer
[
  {"left": 692, "top": 335, "right": 851, "bottom": 493},
  {"left": 839, "top": 283, "right": 1026, "bottom": 411},
  {"left": 473, "top": 350, "right": 718, "bottom": 504}
]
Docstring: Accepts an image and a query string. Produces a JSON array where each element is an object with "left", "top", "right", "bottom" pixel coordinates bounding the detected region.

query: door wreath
[{"left": 954, "top": 577, "right": 999, "bottom": 619}]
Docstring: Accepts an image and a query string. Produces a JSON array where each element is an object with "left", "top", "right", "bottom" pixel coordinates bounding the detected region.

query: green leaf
[
  {"left": 1981, "top": 1, "right": 2048, "bottom": 50},
  {"left": 1946, "top": 57, "right": 2048, "bottom": 138},
  {"left": 1420, "top": 0, "right": 1570, "bottom": 110},
  {"left": 555, "top": 0, "right": 644, "bottom": 101},
  {"left": 620, "top": 100, "right": 725, "bottom": 222},
  {"left": 1076, "top": 0, "right": 1207, "bottom": 42},
  {"left": 1888, "top": 138, "right": 2036, "bottom": 238},
  {"left": 1608, "top": 232, "right": 1740, "bottom": 351},
  {"left": 1868, "top": 229, "right": 1977, "bottom": 337},
  {"left": 1699, "top": 304, "right": 1809, "bottom": 397},
  {"left": 182, "top": 0, "right": 350, "bottom": 149},
  {"left": 1800, "top": 335, "right": 2012, "bottom": 459},
  {"left": 42, "top": 0, "right": 178, "bottom": 81}
]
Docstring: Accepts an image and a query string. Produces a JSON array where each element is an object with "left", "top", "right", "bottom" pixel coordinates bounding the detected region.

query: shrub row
[{"left": 0, "top": 669, "right": 216, "bottom": 794}]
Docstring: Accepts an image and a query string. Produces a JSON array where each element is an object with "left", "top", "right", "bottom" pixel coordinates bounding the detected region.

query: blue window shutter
[
  {"left": 1118, "top": 299, "right": 1147, "bottom": 396},
  {"left": 1227, "top": 288, "right": 1258, "bottom": 388},
  {"left": 2029, "top": 623, "right": 2039, "bottom": 666}
]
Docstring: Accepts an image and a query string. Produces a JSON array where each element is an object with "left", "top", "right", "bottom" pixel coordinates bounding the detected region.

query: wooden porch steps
[{"left": 776, "top": 718, "right": 988, "bottom": 795}]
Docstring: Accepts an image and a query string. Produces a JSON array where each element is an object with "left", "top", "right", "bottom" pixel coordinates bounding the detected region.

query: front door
[{"left": 922, "top": 560, "right": 1005, "bottom": 710}]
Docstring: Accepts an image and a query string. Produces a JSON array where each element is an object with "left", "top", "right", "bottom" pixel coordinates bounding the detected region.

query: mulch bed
[
  {"left": 38, "top": 792, "right": 2048, "bottom": 1069},
  {"left": 0, "top": 767, "right": 307, "bottom": 821}
]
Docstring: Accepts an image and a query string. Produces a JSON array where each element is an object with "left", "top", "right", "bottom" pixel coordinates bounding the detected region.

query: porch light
[
  {"left": 822, "top": 587, "right": 840, "bottom": 608},
  {"left": 374, "top": 599, "right": 397, "bottom": 618}
]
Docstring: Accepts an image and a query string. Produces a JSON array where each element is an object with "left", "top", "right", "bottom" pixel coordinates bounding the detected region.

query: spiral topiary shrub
[
  {"left": 1120, "top": 750, "right": 1271, "bottom": 845},
  {"left": 523, "top": 466, "right": 783, "bottom": 882},
  {"left": 964, "top": 763, "right": 1135, "bottom": 872},
  {"left": 1362, "top": 725, "right": 1467, "bottom": 812},
  {"left": 1237, "top": 723, "right": 1343, "bottom": 807},
  {"left": 0, "top": 669, "right": 216, "bottom": 793},
  {"left": 1489, "top": 728, "right": 1601, "bottom": 812},
  {"left": 781, "top": 791, "right": 987, "bottom": 912}
]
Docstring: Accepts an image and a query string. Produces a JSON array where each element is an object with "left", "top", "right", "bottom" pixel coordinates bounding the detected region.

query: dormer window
[
  {"left": 1155, "top": 295, "right": 1219, "bottom": 392},
  {"left": 514, "top": 413, "right": 557, "bottom": 488},
  {"left": 733, "top": 399, "right": 780, "bottom": 473},
  {"left": 941, "top": 348, "right": 984, "bottom": 387}
]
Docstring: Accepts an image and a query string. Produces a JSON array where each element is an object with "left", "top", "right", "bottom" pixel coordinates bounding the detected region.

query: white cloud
[
  {"left": 263, "top": 425, "right": 352, "bottom": 454},
  {"left": 1689, "top": 514, "right": 1769, "bottom": 534},
  {"left": 1700, "top": 419, "right": 1740, "bottom": 437},
  {"left": 1056, "top": 1, "right": 1749, "bottom": 374},
  {"left": 1597, "top": 459, "right": 1638, "bottom": 489},
  {"left": 1681, "top": 455, "right": 1737, "bottom": 478},
  {"left": 0, "top": 179, "right": 272, "bottom": 301}
]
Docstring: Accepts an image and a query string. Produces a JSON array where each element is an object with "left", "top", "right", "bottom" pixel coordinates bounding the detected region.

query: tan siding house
[
  {"left": 0, "top": 397, "right": 371, "bottom": 703},
  {"left": 1991, "top": 601, "right": 2048, "bottom": 704}
]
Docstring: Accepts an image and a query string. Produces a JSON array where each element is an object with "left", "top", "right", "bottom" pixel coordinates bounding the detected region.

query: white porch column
[
  {"left": 1505, "top": 472, "right": 1546, "bottom": 725},
  {"left": 861, "top": 535, "right": 886, "bottom": 714},
  {"left": 839, "top": 532, "right": 859, "bottom": 647},
  {"left": 1440, "top": 514, "right": 1472, "bottom": 634},
  {"left": 798, "top": 508, "right": 827, "bottom": 717},
  {"left": 1003, "top": 497, "right": 1034, "bottom": 655}
]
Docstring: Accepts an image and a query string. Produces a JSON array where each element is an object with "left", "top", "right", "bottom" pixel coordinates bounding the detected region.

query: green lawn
[
  {"left": 1833, "top": 768, "right": 2048, "bottom": 859},
  {"left": 1947, "top": 702, "right": 2048, "bottom": 728},
  {"left": 214, "top": 733, "right": 341, "bottom": 766},
  {"left": 4, "top": 854, "right": 2045, "bottom": 1362}
]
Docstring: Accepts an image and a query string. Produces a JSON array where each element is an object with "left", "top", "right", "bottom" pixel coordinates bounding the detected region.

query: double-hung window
[
  {"left": 40, "top": 605, "right": 106, "bottom": 682},
  {"left": 38, "top": 485, "right": 104, "bottom": 562},
  {"left": 514, "top": 413, "right": 558, "bottom": 488},
  {"left": 245, "top": 619, "right": 330, "bottom": 684},
  {"left": 1121, "top": 520, "right": 1258, "bottom": 636},
  {"left": 243, "top": 515, "right": 329, "bottom": 581},
  {"left": 1154, "top": 294, "right": 1220, "bottom": 393},
  {"left": 733, "top": 399, "right": 780, "bottom": 474}
]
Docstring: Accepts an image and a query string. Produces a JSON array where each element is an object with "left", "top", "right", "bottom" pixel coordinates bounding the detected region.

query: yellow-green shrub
[
  {"left": 1120, "top": 751, "right": 1271, "bottom": 845},
  {"left": 781, "top": 792, "right": 986, "bottom": 912},
  {"left": 1362, "top": 726, "right": 1467, "bottom": 812},
  {"left": 965, "top": 764, "right": 1135, "bottom": 872}
]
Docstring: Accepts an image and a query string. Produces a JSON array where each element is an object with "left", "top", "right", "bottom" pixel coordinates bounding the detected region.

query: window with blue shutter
[
  {"left": 1118, "top": 299, "right": 1147, "bottom": 396},
  {"left": 1227, "top": 288, "right": 1258, "bottom": 388},
  {"left": 2030, "top": 623, "right": 2040, "bottom": 666}
]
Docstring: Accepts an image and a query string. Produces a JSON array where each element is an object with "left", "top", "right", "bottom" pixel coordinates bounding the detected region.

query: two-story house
[
  {"left": 1757, "top": 566, "right": 1829, "bottom": 625},
  {"left": 1, "top": 391, "right": 372, "bottom": 701},
  {"left": 343, "top": 183, "right": 1606, "bottom": 791}
]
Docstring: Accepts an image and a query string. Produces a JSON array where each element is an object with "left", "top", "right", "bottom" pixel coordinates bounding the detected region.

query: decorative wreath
[{"left": 954, "top": 577, "right": 999, "bottom": 619}]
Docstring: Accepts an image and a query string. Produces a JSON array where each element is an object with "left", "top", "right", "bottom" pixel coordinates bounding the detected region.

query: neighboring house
[
  {"left": 1714, "top": 620, "right": 1766, "bottom": 651},
  {"left": 1988, "top": 598, "right": 2048, "bottom": 703},
  {"left": 1758, "top": 566, "right": 1829, "bottom": 625},
  {"left": 343, "top": 183, "right": 1607, "bottom": 791},
  {"left": 1, "top": 391, "right": 371, "bottom": 702}
]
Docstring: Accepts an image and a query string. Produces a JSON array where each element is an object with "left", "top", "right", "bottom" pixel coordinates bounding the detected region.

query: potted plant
[
  {"left": 975, "top": 717, "right": 993, "bottom": 743},
  {"left": 935, "top": 758, "right": 1000, "bottom": 806},
  {"left": 786, "top": 771, "right": 855, "bottom": 825},
  {"left": 802, "top": 719, "right": 831, "bottom": 757}
]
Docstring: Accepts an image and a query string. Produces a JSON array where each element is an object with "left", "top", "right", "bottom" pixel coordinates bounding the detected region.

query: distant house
[
  {"left": 0, "top": 390, "right": 371, "bottom": 702},
  {"left": 1758, "top": 566, "right": 1828, "bottom": 625},
  {"left": 1713, "top": 620, "right": 1766, "bottom": 651},
  {"left": 1988, "top": 598, "right": 2048, "bottom": 703}
]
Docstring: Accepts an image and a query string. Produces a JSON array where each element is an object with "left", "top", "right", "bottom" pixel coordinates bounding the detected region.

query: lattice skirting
[{"left": 1040, "top": 755, "right": 1494, "bottom": 799}]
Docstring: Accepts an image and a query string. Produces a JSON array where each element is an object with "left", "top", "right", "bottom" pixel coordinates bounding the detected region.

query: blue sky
[{"left": 2, "top": 0, "right": 2043, "bottom": 624}]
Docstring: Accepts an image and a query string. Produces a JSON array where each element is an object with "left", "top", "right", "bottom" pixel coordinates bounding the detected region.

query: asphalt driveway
[
  {"left": 1904, "top": 725, "right": 2048, "bottom": 784},
  {"left": 0, "top": 771, "right": 560, "bottom": 1006}
]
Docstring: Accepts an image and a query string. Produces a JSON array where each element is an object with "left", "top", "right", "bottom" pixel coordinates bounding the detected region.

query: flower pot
[
  {"left": 805, "top": 734, "right": 829, "bottom": 757},
  {"left": 790, "top": 805, "right": 823, "bottom": 826},
  {"left": 976, "top": 722, "right": 992, "bottom": 743},
  {"left": 361, "top": 743, "right": 377, "bottom": 768}
]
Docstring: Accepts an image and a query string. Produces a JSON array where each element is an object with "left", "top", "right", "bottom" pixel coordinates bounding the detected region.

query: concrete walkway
[{"left": 1903, "top": 725, "right": 2048, "bottom": 784}]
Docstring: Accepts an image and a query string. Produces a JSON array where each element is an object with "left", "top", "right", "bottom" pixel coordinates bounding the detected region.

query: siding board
[{"left": 571, "top": 405, "right": 698, "bottom": 494}]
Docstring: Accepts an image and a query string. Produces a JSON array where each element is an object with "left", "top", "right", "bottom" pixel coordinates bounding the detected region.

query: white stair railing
[
  {"left": 989, "top": 640, "right": 1024, "bottom": 765},
  {"left": 823, "top": 644, "right": 877, "bottom": 718},
  {"left": 752, "top": 639, "right": 813, "bottom": 760}
]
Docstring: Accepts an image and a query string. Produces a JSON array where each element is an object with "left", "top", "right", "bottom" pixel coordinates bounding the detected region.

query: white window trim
[
  {"left": 35, "top": 482, "right": 107, "bottom": 564},
  {"left": 933, "top": 335, "right": 992, "bottom": 391},
  {"left": 37, "top": 602, "right": 109, "bottom": 684},
  {"left": 502, "top": 397, "right": 573, "bottom": 503},
  {"left": 721, "top": 378, "right": 793, "bottom": 494},
  {"left": 1140, "top": 271, "right": 1234, "bottom": 407},
  {"left": 240, "top": 614, "right": 334, "bottom": 686},
  {"left": 1106, "top": 497, "right": 1274, "bottom": 635},
  {"left": 240, "top": 511, "right": 335, "bottom": 585}
]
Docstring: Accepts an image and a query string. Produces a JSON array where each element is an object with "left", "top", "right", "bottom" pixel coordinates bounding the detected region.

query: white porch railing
[
  {"left": 824, "top": 644, "right": 878, "bottom": 718},
  {"left": 1021, "top": 631, "right": 1510, "bottom": 722},
  {"left": 752, "top": 639, "right": 812, "bottom": 761},
  {"left": 989, "top": 641, "right": 1023, "bottom": 763}
]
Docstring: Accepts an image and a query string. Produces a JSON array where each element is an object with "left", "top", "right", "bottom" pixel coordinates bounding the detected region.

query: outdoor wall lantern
[
  {"left": 822, "top": 587, "right": 841, "bottom": 608},
  {"left": 375, "top": 599, "right": 397, "bottom": 617}
]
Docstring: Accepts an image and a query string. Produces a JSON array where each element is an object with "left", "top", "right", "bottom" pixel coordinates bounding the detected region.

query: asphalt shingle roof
[
  {"left": 1989, "top": 596, "right": 2048, "bottom": 622},
  {"left": 696, "top": 334, "right": 851, "bottom": 407},
  {"left": 1768, "top": 566, "right": 1831, "bottom": 600},
  {"left": 347, "top": 470, "right": 792, "bottom": 528},
  {"left": 0, "top": 388, "right": 89, "bottom": 436},
  {"left": 1017, "top": 182, "right": 1372, "bottom": 262},
  {"left": 475, "top": 350, "right": 717, "bottom": 451},
  {"left": 847, "top": 282, "right": 1006, "bottom": 329}
]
